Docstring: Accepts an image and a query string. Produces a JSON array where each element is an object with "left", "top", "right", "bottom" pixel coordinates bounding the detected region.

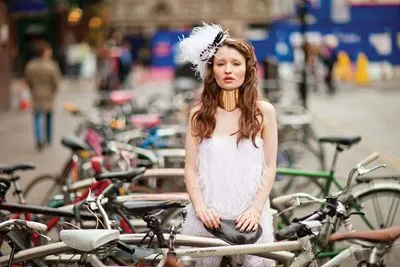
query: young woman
[{"left": 180, "top": 24, "right": 278, "bottom": 266}]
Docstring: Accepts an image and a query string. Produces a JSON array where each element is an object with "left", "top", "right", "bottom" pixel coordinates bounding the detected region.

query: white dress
[{"left": 182, "top": 135, "right": 275, "bottom": 267}]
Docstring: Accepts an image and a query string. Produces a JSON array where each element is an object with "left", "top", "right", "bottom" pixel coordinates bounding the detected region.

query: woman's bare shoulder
[
  {"left": 189, "top": 103, "right": 203, "bottom": 117},
  {"left": 256, "top": 100, "right": 276, "bottom": 116}
]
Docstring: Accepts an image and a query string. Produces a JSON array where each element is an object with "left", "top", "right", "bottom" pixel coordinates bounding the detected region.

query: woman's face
[{"left": 213, "top": 45, "right": 246, "bottom": 91}]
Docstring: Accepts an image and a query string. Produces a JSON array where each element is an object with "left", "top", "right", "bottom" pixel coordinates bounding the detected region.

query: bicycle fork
[{"left": 290, "top": 237, "right": 315, "bottom": 267}]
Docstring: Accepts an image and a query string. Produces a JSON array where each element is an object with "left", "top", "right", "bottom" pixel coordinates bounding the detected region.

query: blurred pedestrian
[
  {"left": 24, "top": 39, "right": 61, "bottom": 151},
  {"left": 118, "top": 40, "right": 133, "bottom": 87},
  {"left": 321, "top": 35, "right": 338, "bottom": 94}
]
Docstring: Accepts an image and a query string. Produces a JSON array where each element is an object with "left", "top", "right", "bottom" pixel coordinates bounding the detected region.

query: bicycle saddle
[
  {"left": 61, "top": 133, "right": 91, "bottom": 152},
  {"left": 0, "top": 163, "right": 35, "bottom": 175},
  {"left": 318, "top": 136, "right": 361, "bottom": 147},
  {"left": 121, "top": 199, "right": 188, "bottom": 216},
  {"left": 204, "top": 219, "right": 263, "bottom": 245},
  {"left": 60, "top": 229, "right": 119, "bottom": 252},
  {"left": 95, "top": 167, "right": 147, "bottom": 183}
]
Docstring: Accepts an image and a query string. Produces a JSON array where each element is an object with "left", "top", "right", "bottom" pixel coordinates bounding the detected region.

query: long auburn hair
[{"left": 191, "top": 39, "right": 263, "bottom": 146}]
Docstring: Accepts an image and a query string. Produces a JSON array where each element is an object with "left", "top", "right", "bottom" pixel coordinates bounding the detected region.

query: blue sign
[
  {"left": 151, "top": 30, "right": 189, "bottom": 67},
  {"left": 150, "top": 0, "right": 400, "bottom": 67},
  {"left": 7, "top": 0, "right": 47, "bottom": 13},
  {"left": 251, "top": 1, "right": 400, "bottom": 65}
]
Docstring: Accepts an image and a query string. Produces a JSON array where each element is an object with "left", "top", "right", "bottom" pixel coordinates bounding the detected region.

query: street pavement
[
  {"left": 0, "top": 75, "right": 399, "bottom": 265},
  {"left": 0, "top": 79, "right": 97, "bottom": 197},
  {"left": 287, "top": 81, "right": 400, "bottom": 177}
]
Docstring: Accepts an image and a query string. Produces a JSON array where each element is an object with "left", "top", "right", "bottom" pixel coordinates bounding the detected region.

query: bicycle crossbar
[
  {"left": 0, "top": 234, "right": 299, "bottom": 265},
  {"left": 142, "top": 168, "right": 184, "bottom": 178},
  {"left": 116, "top": 192, "right": 189, "bottom": 202},
  {"left": 174, "top": 241, "right": 302, "bottom": 258},
  {"left": 0, "top": 242, "right": 72, "bottom": 264},
  {"left": 120, "top": 234, "right": 296, "bottom": 263},
  {"left": 44, "top": 254, "right": 107, "bottom": 266},
  {"left": 156, "top": 149, "right": 185, "bottom": 158},
  {"left": 277, "top": 167, "right": 330, "bottom": 178},
  {"left": 67, "top": 178, "right": 96, "bottom": 191},
  {"left": 67, "top": 168, "right": 185, "bottom": 192},
  {"left": 0, "top": 202, "right": 97, "bottom": 219}
]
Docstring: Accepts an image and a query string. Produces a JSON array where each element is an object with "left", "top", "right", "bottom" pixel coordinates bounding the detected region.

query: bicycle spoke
[
  {"left": 372, "top": 191, "right": 384, "bottom": 228},
  {"left": 385, "top": 195, "right": 400, "bottom": 227}
]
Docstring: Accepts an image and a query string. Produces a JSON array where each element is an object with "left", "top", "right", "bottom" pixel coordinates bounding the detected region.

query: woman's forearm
[
  {"left": 184, "top": 170, "right": 206, "bottom": 213},
  {"left": 250, "top": 166, "right": 276, "bottom": 213}
]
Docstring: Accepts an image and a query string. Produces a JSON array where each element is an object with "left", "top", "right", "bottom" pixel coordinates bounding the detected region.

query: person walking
[
  {"left": 24, "top": 39, "right": 61, "bottom": 151},
  {"left": 321, "top": 35, "right": 338, "bottom": 95},
  {"left": 180, "top": 23, "right": 278, "bottom": 266}
]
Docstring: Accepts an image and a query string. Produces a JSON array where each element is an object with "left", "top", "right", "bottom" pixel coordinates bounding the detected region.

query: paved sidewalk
[{"left": 0, "top": 79, "right": 96, "bottom": 200}]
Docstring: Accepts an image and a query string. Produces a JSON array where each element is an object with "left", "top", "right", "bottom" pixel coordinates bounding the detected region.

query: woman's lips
[{"left": 223, "top": 78, "right": 234, "bottom": 83}]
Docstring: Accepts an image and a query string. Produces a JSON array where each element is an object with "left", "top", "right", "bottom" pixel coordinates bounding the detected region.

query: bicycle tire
[
  {"left": 23, "top": 174, "right": 61, "bottom": 206},
  {"left": 351, "top": 186, "right": 400, "bottom": 231}
]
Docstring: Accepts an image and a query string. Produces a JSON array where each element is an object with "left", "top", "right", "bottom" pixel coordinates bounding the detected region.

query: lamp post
[{"left": 298, "top": 0, "right": 308, "bottom": 108}]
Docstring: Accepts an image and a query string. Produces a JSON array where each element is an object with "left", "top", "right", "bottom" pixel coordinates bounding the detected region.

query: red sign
[{"left": 153, "top": 42, "right": 172, "bottom": 57}]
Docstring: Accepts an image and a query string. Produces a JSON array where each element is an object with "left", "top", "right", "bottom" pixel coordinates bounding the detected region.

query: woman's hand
[
  {"left": 236, "top": 207, "right": 261, "bottom": 232},
  {"left": 195, "top": 207, "right": 221, "bottom": 229}
]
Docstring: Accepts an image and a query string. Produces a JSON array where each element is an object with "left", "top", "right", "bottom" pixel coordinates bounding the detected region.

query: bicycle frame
[
  {"left": 0, "top": 232, "right": 382, "bottom": 267},
  {"left": 0, "top": 234, "right": 307, "bottom": 266},
  {"left": 7, "top": 179, "right": 137, "bottom": 246},
  {"left": 275, "top": 142, "right": 378, "bottom": 232}
]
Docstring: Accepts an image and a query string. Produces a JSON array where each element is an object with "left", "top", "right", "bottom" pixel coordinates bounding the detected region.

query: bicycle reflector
[{"left": 91, "top": 156, "right": 104, "bottom": 175}]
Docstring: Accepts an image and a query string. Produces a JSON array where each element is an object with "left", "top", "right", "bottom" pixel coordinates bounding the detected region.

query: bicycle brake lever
[
  {"left": 33, "top": 230, "right": 51, "bottom": 242},
  {"left": 358, "top": 164, "right": 386, "bottom": 176},
  {"left": 84, "top": 188, "right": 98, "bottom": 210},
  {"left": 277, "top": 206, "right": 295, "bottom": 217}
]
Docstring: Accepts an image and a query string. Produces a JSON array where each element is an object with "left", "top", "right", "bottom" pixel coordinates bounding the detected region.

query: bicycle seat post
[
  {"left": 329, "top": 144, "right": 344, "bottom": 175},
  {"left": 9, "top": 174, "right": 26, "bottom": 205}
]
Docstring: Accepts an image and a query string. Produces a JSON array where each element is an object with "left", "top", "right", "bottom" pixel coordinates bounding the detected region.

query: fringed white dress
[{"left": 182, "top": 135, "right": 275, "bottom": 266}]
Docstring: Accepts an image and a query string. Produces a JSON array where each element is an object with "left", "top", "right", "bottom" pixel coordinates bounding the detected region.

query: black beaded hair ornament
[{"left": 179, "top": 22, "right": 229, "bottom": 80}]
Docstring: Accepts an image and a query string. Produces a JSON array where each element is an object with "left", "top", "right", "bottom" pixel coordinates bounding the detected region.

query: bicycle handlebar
[
  {"left": 272, "top": 193, "right": 325, "bottom": 207},
  {"left": 275, "top": 222, "right": 305, "bottom": 241},
  {"left": 344, "top": 152, "right": 380, "bottom": 194},
  {"left": 275, "top": 221, "right": 322, "bottom": 241},
  {"left": 272, "top": 194, "right": 295, "bottom": 207},
  {"left": 337, "top": 191, "right": 354, "bottom": 207},
  {"left": 0, "top": 219, "right": 47, "bottom": 232},
  {"left": 357, "top": 152, "right": 379, "bottom": 169}
]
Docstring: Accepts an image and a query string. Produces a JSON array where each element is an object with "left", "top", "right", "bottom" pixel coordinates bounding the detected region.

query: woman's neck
[{"left": 218, "top": 88, "right": 239, "bottom": 112}]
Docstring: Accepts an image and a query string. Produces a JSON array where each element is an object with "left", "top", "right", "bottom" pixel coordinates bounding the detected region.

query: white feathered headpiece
[{"left": 179, "top": 23, "right": 229, "bottom": 79}]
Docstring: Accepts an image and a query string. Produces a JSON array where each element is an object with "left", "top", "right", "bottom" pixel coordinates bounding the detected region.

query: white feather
[{"left": 179, "top": 22, "right": 229, "bottom": 79}]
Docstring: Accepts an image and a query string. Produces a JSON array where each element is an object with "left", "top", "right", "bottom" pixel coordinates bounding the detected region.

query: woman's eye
[
  {"left": 217, "top": 63, "right": 224, "bottom": 66},
  {"left": 233, "top": 63, "right": 240, "bottom": 66}
]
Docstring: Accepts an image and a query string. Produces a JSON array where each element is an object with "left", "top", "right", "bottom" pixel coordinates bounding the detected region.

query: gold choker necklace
[{"left": 218, "top": 89, "right": 239, "bottom": 112}]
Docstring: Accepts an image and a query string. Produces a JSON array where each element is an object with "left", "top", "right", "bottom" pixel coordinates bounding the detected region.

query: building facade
[
  {"left": 0, "top": 1, "right": 11, "bottom": 109},
  {"left": 109, "top": 0, "right": 295, "bottom": 37}
]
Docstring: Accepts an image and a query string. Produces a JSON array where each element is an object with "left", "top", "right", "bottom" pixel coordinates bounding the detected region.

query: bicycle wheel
[
  {"left": 349, "top": 187, "right": 400, "bottom": 267},
  {"left": 24, "top": 175, "right": 61, "bottom": 206},
  {"left": 351, "top": 187, "right": 400, "bottom": 231},
  {"left": 274, "top": 140, "right": 325, "bottom": 197}
]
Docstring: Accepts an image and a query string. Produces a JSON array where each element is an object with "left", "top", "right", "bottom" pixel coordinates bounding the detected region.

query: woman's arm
[
  {"left": 185, "top": 107, "right": 220, "bottom": 229},
  {"left": 236, "top": 101, "right": 278, "bottom": 231},
  {"left": 251, "top": 101, "right": 278, "bottom": 211}
]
